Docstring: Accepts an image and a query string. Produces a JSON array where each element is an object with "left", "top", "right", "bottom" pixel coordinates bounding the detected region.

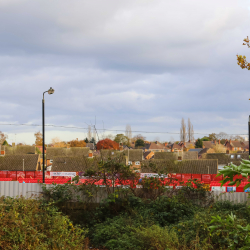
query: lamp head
[{"left": 48, "top": 87, "right": 54, "bottom": 95}]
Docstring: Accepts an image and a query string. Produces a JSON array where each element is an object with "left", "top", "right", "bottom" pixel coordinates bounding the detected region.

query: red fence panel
[
  {"left": 0, "top": 171, "right": 8, "bottom": 178},
  {"left": 212, "top": 174, "right": 223, "bottom": 181},
  {"left": 35, "top": 171, "right": 43, "bottom": 179},
  {"left": 202, "top": 174, "right": 212, "bottom": 184},
  {"left": 182, "top": 174, "right": 192, "bottom": 182},
  {"left": 17, "top": 171, "right": 25, "bottom": 179},
  {"left": 192, "top": 174, "right": 202, "bottom": 181},
  {"left": 7, "top": 171, "right": 17, "bottom": 180},
  {"left": 26, "top": 171, "right": 35, "bottom": 179},
  {"left": 45, "top": 171, "right": 53, "bottom": 179}
]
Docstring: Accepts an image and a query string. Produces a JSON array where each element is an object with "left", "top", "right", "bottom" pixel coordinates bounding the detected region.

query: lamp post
[{"left": 43, "top": 87, "right": 54, "bottom": 183}]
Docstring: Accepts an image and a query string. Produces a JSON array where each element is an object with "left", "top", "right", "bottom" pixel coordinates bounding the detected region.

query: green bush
[{"left": 0, "top": 197, "right": 87, "bottom": 250}]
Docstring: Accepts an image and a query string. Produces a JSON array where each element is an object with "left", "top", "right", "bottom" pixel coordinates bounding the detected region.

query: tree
[
  {"left": 212, "top": 144, "right": 226, "bottom": 153},
  {"left": 201, "top": 136, "right": 209, "bottom": 141},
  {"left": 89, "top": 137, "right": 96, "bottom": 146},
  {"left": 180, "top": 118, "right": 187, "bottom": 143},
  {"left": 208, "top": 133, "right": 217, "bottom": 141},
  {"left": 187, "top": 118, "right": 194, "bottom": 142},
  {"left": 114, "top": 134, "right": 129, "bottom": 146},
  {"left": 69, "top": 139, "right": 86, "bottom": 147},
  {"left": 125, "top": 124, "right": 132, "bottom": 143},
  {"left": 233, "top": 135, "right": 245, "bottom": 142},
  {"left": 2, "top": 140, "right": 8, "bottom": 146},
  {"left": 133, "top": 134, "right": 146, "bottom": 141},
  {"left": 237, "top": 36, "right": 250, "bottom": 70},
  {"left": 34, "top": 131, "right": 43, "bottom": 146},
  {"left": 195, "top": 138, "right": 203, "bottom": 148},
  {"left": 96, "top": 139, "right": 119, "bottom": 150},
  {"left": 0, "top": 131, "right": 7, "bottom": 145},
  {"left": 135, "top": 139, "right": 145, "bottom": 148},
  {"left": 187, "top": 144, "right": 195, "bottom": 150},
  {"left": 51, "top": 137, "right": 66, "bottom": 148},
  {"left": 87, "top": 126, "right": 92, "bottom": 141},
  {"left": 84, "top": 137, "right": 89, "bottom": 143}
]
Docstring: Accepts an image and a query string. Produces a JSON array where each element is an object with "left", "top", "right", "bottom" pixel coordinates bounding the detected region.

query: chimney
[
  {"left": 218, "top": 139, "right": 221, "bottom": 144},
  {"left": 164, "top": 142, "right": 168, "bottom": 147},
  {"left": 0, "top": 146, "right": 5, "bottom": 156},
  {"left": 214, "top": 140, "right": 216, "bottom": 144},
  {"left": 88, "top": 152, "right": 93, "bottom": 158},
  {"left": 230, "top": 139, "right": 232, "bottom": 144},
  {"left": 155, "top": 141, "right": 158, "bottom": 144},
  {"left": 12, "top": 142, "right": 15, "bottom": 147}
]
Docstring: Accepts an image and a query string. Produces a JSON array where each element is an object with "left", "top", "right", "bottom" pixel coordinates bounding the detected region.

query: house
[
  {"left": 154, "top": 151, "right": 198, "bottom": 160},
  {"left": 167, "top": 143, "right": 183, "bottom": 152},
  {"left": 46, "top": 147, "right": 90, "bottom": 167},
  {"left": 124, "top": 149, "right": 143, "bottom": 171},
  {"left": 224, "top": 139, "right": 245, "bottom": 151},
  {"left": 145, "top": 141, "right": 166, "bottom": 152},
  {"left": 0, "top": 154, "right": 41, "bottom": 171}
]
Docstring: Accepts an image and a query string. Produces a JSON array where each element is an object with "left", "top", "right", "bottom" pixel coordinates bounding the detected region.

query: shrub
[{"left": 0, "top": 197, "right": 87, "bottom": 250}]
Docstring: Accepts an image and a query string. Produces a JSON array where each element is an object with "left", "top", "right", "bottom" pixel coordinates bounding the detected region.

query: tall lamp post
[{"left": 43, "top": 87, "right": 55, "bottom": 183}]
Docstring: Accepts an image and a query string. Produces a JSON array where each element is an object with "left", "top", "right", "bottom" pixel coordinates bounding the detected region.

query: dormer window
[
  {"left": 135, "top": 161, "right": 140, "bottom": 165},
  {"left": 128, "top": 161, "right": 132, "bottom": 165}
]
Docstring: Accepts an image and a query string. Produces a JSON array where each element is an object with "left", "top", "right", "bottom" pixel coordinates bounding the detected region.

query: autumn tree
[
  {"left": 180, "top": 118, "right": 187, "bottom": 143},
  {"left": 237, "top": 36, "right": 250, "bottom": 70},
  {"left": 34, "top": 131, "right": 43, "bottom": 146},
  {"left": 51, "top": 137, "right": 66, "bottom": 148},
  {"left": 114, "top": 134, "right": 129, "bottom": 146},
  {"left": 0, "top": 131, "right": 7, "bottom": 145},
  {"left": 96, "top": 139, "right": 119, "bottom": 150},
  {"left": 69, "top": 139, "right": 86, "bottom": 147},
  {"left": 208, "top": 133, "right": 217, "bottom": 141},
  {"left": 212, "top": 144, "right": 226, "bottom": 153}
]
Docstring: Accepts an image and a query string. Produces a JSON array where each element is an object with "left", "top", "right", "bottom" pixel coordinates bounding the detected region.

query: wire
[{"left": 0, "top": 123, "right": 248, "bottom": 135}]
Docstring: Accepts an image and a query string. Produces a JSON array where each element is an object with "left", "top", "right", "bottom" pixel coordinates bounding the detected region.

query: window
[
  {"left": 50, "top": 159, "right": 53, "bottom": 163},
  {"left": 128, "top": 161, "right": 132, "bottom": 165},
  {"left": 230, "top": 155, "right": 234, "bottom": 159},
  {"left": 237, "top": 155, "right": 241, "bottom": 159},
  {"left": 135, "top": 161, "right": 140, "bottom": 165}
]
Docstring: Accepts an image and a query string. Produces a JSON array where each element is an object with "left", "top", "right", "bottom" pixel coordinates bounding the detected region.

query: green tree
[
  {"left": 2, "top": 140, "right": 8, "bottom": 146},
  {"left": 208, "top": 133, "right": 217, "bottom": 141},
  {"left": 90, "top": 137, "right": 96, "bottom": 146},
  {"left": 201, "top": 136, "right": 209, "bottom": 141},
  {"left": 84, "top": 137, "right": 89, "bottom": 143},
  {"left": 114, "top": 134, "right": 129, "bottom": 146},
  {"left": 195, "top": 138, "right": 203, "bottom": 148},
  {"left": 135, "top": 139, "right": 145, "bottom": 148}
]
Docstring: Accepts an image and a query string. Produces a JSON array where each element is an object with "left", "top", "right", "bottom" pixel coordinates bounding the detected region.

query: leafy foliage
[
  {"left": 96, "top": 139, "right": 119, "bottom": 150},
  {"left": 237, "top": 36, "right": 250, "bottom": 70},
  {"left": 135, "top": 138, "right": 145, "bottom": 147},
  {"left": 0, "top": 197, "right": 87, "bottom": 250}
]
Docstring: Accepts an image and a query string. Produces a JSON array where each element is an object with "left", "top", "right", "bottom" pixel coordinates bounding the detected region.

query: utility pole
[{"left": 248, "top": 115, "right": 250, "bottom": 157}]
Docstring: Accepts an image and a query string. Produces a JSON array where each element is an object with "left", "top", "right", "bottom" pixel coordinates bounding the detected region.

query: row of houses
[{"left": 0, "top": 144, "right": 249, "bottom": 174}]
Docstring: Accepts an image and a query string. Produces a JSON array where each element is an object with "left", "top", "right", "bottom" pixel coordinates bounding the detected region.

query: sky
[{"left": 0, "top": 0, "right": 250, "bottom": 144}]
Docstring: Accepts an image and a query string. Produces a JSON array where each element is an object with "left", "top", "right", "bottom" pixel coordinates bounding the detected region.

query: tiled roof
[
  {"left": 46, "top": 147, "right": 90, "bottom": 160},
  {"left": 145, "top": 142, "right": 165, "bottom": 150},
  {"left": 189, "top": 148, "right": 203, "bottom": 153},
  {"left": 144, "top": 151, "right": 153, "bottom": 159},
  {"left": 3, "top": 145, "right": 36, "bottom": 155},
  {"left": 230, "top": 141, "right": 244, "bottom": 148},
  {"left": 124, "top": 149, "right": 143, "bottom": 161},
  {"left": 202, "top": 141, "right": 214, "bottom": 148},
  {"left": 0, "top": 154, "right": 40, "bottom": 171}
]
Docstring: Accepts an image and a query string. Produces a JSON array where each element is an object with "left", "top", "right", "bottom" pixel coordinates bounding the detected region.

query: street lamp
[{"left": 43, "top": 87, "right": 55, "bottom": 183}]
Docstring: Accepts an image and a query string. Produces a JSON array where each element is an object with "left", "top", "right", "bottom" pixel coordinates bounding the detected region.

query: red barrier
[
  {"left": 172, "top": 174, "right": 182, "bottom": 181},
  {"left": 7, "top": 171, "right": 17, "bottom": 181},
  {"left": 0, "top": 171, "right": 8, "bottom": 178},
  {"left": 17, "top": 171, "right": 25, "bottom": 179},
  {"left": 202, "top": 174, "right": 212, "bottom": 184},
  {"left": 35, "top": 171, "right": 43, "bottom": 179},
  {"left": 0, "top": 178, "right": 12, "bottom": 181},
  {"left": 45, "top": 171, "right": 53, "bottom": 179},
  {"left": 182, "top": 174, "right": 192, "bottom": 182},
  {"left": 192, "top": 174, "right": 202, "bottom": 181},
  {"left": 26, "top": 171, "right": 35, "bottom": 179},
  {"left": 212, "top": 174, "right": 223, "bottom": 181}
]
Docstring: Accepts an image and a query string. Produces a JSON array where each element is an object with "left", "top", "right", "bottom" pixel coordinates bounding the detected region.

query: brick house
[{"left": 224, "top": 139, "right": 245, "bottom": 151}]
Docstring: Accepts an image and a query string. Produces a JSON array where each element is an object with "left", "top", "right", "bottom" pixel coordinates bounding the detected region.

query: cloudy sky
[{"left": 0, "top": 0, "right": 250, "bottom": 144}]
